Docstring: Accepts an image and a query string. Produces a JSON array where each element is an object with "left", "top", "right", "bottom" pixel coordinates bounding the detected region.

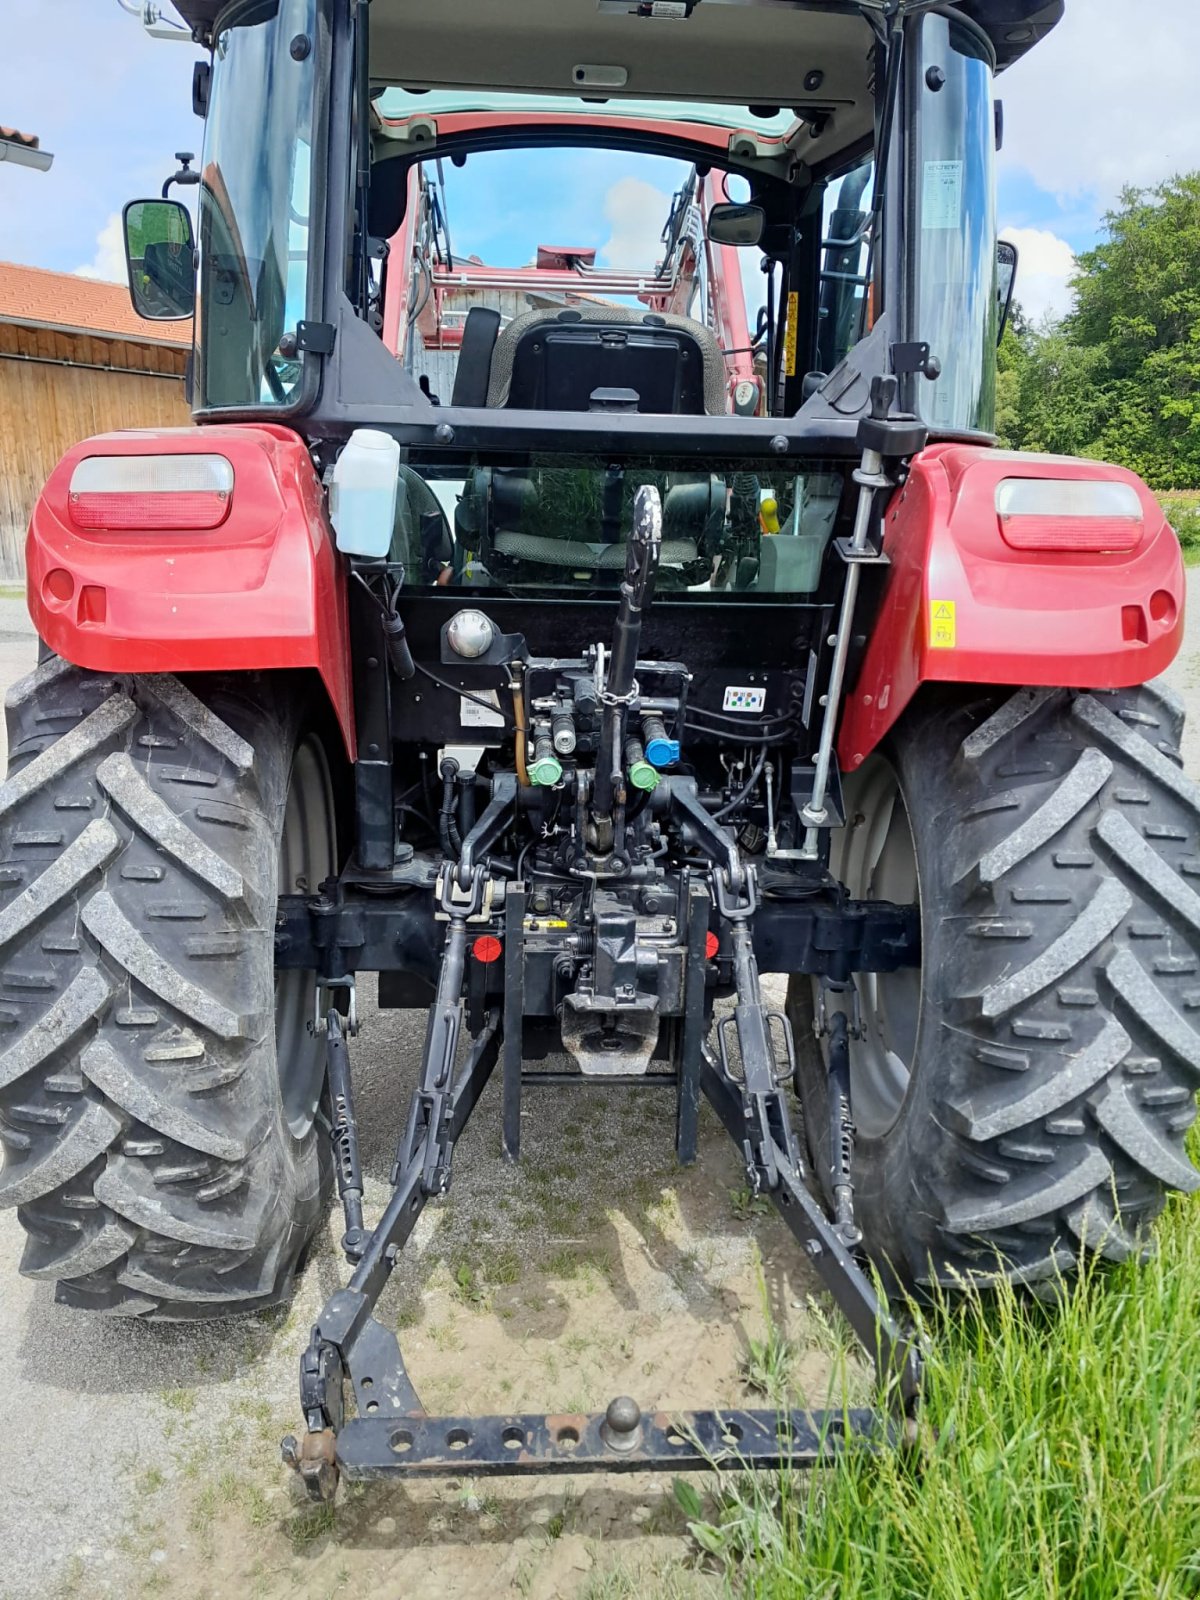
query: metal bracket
[
  {"left": 434, "top": 863, "right": 491, "bottom": 921},
  {"left": 312, "top": 975, "right": 359, "bottom": 1036},
  {"left": 294, "top": 319, "right": 337, "bottom": 355},
  {"left": 814, "top": 978, "right": 864, "bottom": 1042},
  {"left": 834, "top": 535, "right": 890, "bottom": 567},
  {"left": 890, "top": 340, "right": 940, "bottom": 381},
  {"left": 712, "top": 864, "right": 758, "bottom": 922}
]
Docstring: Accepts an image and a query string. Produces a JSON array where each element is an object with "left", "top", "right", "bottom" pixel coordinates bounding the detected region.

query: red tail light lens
[
  {"left": 68, "top": 454, "right": 234, "bottom": 530},
  {"left": 996, "top": 478, "right": 1144, "bottom": 553}
]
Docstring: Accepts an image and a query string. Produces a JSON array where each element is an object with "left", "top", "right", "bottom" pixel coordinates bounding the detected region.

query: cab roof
[{"left": 174, "top": 1, "right": 1064, "bottom": 93}]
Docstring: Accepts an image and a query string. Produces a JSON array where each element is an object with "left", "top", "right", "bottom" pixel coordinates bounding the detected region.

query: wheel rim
[
  {"left": 275, "top": 736, "right": 336, "bottom": 1138},
  {"left": 832, "top": 758, "right": 921, "bottom": 1138}
]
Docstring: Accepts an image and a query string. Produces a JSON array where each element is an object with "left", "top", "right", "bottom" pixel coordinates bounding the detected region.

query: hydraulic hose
[
  {"left": 511, "top": 669, "right": 531, "bottom": 787},
  {"left": 439, "top": 758, "right": 462, "bottom": 859},
  {"left": 713, "top": 746, "right": 767, "bottom": 821}
]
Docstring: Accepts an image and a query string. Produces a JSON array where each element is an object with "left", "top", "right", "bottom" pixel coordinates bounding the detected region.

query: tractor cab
[{"left": 137, "top": 0, "right": 1031, "bottom": 440}]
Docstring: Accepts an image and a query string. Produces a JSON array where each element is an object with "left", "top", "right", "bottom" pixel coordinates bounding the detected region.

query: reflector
[
  {"left": 996, "top": 478, "right": 1143, "bottom": 552},
  {"left": 68, "top": 454, "right": 234, "bottom": 530}
]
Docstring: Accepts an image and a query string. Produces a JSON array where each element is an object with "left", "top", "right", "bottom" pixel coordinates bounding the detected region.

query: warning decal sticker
[
  {"left": 784, "top": 291, "right": 799, "bottom": 377},
  {"left": 930, "top": 600, "right": 957, "bottom": 650},
  {"left": 922, "top": 160, "right": 963, "bottom": 230}
]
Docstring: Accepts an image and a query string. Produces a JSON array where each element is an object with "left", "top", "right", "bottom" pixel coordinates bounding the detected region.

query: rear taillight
[
  {"left": 996, "top": 478, "right": 1144, "bottom": 553},
  {"left": 68, "top": 454, "right": 234, "bottom": 530}
]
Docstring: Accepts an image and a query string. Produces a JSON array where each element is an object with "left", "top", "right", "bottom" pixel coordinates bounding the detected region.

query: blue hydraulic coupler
[{"left": 642, "top": 713, "right": 679, "bottom": 769}]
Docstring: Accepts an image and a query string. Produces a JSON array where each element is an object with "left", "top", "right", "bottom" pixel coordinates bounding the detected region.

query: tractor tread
[
  {"left": 0, "top": 695, "right": 138, "bottom": 818},
  {"left": 974, "top": 748, "right": 1112, "bottom": 886},
  {"left": 0, "top": 967, "right": 114, "bottom": 1090},
  {"left": 96, "top": 753, "right": 247, "bottom": 904},
  {"left": 934, "top": 683, "right": 1200, "bottom": 1278},
  {"left": 0, "top": 1097, "right": 123, "bottom": 1207},
  {"left": 19, "top": 1214, "right": 137, "bottom": 1280},
  {"left": 80, "top": 1039, "right": 260, "bottom": 1162},
  {"left": 0, "top": 661, "right": 324, "bottom": 1319},
  {"left": 979, "top": 878, "right": 1131, "bottom": 1018},
  {"left": 142, "top": 675, "right": 255, "bottom": 772},
  {"left": 81, "top": 891, "right": 248, "bottom": 1040},
  {"left": 799, "top": 679, "right": 1200, "bottom": 1292}
]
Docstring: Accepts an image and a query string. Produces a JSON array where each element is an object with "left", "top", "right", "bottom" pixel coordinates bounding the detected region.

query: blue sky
[{"left": 1, "top": 0, "right": 1196, "bottom": 325}]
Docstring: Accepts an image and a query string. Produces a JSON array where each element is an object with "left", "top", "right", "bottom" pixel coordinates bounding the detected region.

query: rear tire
[
  {"left": 790, "top": 682, "right": 1200, "bottom": 1293},
  {"left": 0, "top": 660, "right": 335, "bottom": 1319}
]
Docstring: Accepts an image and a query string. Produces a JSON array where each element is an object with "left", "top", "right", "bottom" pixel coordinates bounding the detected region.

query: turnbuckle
[
  {"left": 324, "top": 1009, "right": 367, "bottom": 1259},
  {"left": 825, "top": 1010, "right": 862, "bottom": 1248}
]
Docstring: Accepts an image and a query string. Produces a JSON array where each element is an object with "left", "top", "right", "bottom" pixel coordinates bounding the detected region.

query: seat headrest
[{"left": 486, "top": 305, "right": 729, "bottom": 416}]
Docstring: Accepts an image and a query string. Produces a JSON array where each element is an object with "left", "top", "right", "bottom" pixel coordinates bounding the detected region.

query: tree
[
  {"left": 1013, "top": 176, "right": 1200, "bottom": 488},
  {"left": 994, "top": 317, "right": 1027, "bottom": 449}
]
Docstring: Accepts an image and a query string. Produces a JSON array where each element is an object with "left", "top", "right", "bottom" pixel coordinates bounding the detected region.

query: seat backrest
[
  {"left": 486, "top": 306, "right": 728, "bottom": 416},
  {"left": 450, "top": 306, "right": 502, "bottom": 406}
]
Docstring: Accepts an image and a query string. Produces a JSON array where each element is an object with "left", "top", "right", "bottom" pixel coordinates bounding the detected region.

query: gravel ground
[{"left": 2, "top": 578, "right": 1199, "bottom": 1600}]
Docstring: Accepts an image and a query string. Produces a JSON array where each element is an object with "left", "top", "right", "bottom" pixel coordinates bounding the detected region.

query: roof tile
[{"left": 0, "top": 260, "right": 191, "bottom": 346}]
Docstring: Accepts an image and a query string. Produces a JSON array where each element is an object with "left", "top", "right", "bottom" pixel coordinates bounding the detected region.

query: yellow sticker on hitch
[{"left": 930, "top": 599, "right": 957, "bottom": 649}]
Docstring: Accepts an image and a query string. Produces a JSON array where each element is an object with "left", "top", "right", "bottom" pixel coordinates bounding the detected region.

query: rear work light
[
  {"left": 68, "top": 454, "right": 234, "bottom": 531},
  {"left": 996, "top": 478, "right": 1144, "bottom": 553}
]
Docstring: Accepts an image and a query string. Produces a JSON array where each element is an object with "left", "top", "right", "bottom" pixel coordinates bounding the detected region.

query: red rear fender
[
  {"left": 837, "top": 445, "right": 1185, "bottom": 772},
  {"left": 26, "top": 424, "right": 355, "bottom": 758}
]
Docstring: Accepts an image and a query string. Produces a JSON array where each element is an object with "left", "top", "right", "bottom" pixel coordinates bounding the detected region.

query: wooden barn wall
[{"left": 0, "top": 322, "right": 191, "bottom": 581}]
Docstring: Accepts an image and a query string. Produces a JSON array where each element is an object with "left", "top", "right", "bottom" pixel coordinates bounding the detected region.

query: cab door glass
[
  {"left": 816, "top": 155, "right": 875, "bottom": 375},
  {"left": 912, "top": 15, "right": 997, "bottom": 433}
]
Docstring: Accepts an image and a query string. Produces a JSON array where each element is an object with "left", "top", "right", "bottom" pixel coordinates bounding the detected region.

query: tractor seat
[{"left": 460, "top": 305, "right": 728, "bottom": 417}]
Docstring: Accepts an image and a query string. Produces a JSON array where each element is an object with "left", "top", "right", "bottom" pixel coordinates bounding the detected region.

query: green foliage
[
  {"left": 739, "top": 1265, "right": 795, "bottom": 1404},
  {"left": 1003, "top": 174, "right": 1200, "bottom": 489},
  {"left": 685, "top": 1158, "right": 1200, "bottom": 1599},
  {"left": 1162, "top": 492, "right": 1200, "bottom": 561}
]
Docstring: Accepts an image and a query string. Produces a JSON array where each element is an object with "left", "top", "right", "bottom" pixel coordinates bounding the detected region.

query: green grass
[
  {"left": 686, "top": 1158, "right": 1200, "bottom": 1598},
  {"left": 1162, "top": 491, "right": 1200, "bottom": 563}
]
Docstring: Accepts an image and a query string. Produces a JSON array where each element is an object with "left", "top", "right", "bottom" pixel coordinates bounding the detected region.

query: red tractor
[{"left": 4, "top": 0, "right": 1193, "bottom": 1498}]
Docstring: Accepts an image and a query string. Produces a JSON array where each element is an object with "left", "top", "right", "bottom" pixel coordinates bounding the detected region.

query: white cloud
[
  {"left": 73, "top": 212, "right": 127, "bottom": 283},
  {"left": 999, "top": 226, "right": 1076, "bottom": 325},
  {"left": 0, "top": 4, "right": 198, "bottom": 276},
  {"left": 999, "top": 0, "right": 1199, "bottom": 211},
  {"left": 600, "top": 176, "right": 672, "bottom": 270}
]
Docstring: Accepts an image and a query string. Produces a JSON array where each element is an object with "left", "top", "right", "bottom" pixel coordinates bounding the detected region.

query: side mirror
[
  {"left": 997, "top": 239, "right": 1018, "bottom": 343},
  {"left": 707, "top": 202, "right": 765, "bottom": 248},
  {"left": 122, "top": 198, "right": 195, "bottom": 320}
]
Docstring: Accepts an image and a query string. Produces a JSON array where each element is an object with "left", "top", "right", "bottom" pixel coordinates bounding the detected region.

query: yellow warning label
[
  {"left": 784, "top": 291, "right": 799, "bottom": 377},
  {"left": 930, "top": 599, "right": 957, "bottom": 650}
]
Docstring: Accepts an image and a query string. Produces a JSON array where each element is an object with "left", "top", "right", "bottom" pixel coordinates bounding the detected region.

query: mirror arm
[{"left": 162, "top": 151, "right": 200, "bottom": 200}]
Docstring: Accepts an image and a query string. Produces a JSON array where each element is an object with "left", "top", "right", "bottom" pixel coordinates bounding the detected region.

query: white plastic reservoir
[{"left": 329, "top": 428, "right": 400, "bottom": 559}]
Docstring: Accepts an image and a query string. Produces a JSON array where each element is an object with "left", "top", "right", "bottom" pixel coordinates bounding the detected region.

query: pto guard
[
  {"left": 837, "top": 445, "right": 1185, "bottom": 773},
  {"left": 26, "top": 424, "right": 355, "bottom": 758}
]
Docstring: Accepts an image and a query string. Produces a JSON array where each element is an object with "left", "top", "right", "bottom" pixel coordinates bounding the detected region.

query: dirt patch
[{"left": 41, "top": 982, "right": 863, "bottom": 1600}]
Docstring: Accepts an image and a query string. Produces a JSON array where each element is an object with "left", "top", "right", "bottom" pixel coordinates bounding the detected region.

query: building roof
[
  {"left": 0, "top": 126, "right": 42, "bottom": 149},
  {"left": 0, "top": 261, "right": 191, "bottom": 348}
]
